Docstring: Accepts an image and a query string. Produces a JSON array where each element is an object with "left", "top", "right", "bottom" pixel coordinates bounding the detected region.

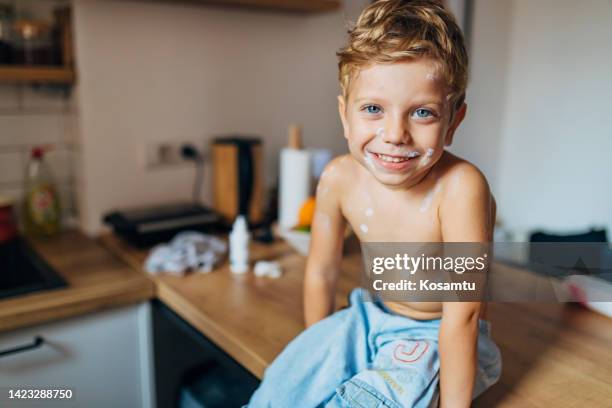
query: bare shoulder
[
  {"left": 437, "top": 152, "right": 491, "bottom": 200},
  {"left": 317, "top": 154, "right": 354, "bottom": 192},
  {"left": 315, "top": 154, "right": 354, "bottom": 208},
  {"left": 325, "top": 154, "right": 354, "bottom": 177},
  {"left": 436, "top": 152, "right": 496, "bottom": 241}
]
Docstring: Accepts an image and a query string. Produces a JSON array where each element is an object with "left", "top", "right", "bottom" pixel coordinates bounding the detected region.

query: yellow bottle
[{"left": 22, "top": 147, "right": 61, "bottom": 238}]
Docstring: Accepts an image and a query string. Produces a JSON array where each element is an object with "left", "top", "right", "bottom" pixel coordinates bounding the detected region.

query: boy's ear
[
  {"left": 444, "top": 102, "right": 467, "bottom": 146},
  {"left": 338, "top": 95, "right": 349, "bottom": 140}
]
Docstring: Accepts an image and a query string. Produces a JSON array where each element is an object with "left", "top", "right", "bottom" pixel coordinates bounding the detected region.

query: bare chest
[{"left": 340, "top": 183, "right": 444, "bottom": 243}]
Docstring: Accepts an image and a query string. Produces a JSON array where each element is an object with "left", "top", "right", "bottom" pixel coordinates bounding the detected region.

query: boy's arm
[
  {"left": 438, "top": 166, "right": 494, "bottom": 408},
  {"left": 303, "top": 160, "right": 347, "bottom": 327}
]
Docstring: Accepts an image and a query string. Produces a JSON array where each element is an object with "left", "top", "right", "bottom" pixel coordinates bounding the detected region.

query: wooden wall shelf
[
  {"left": 143, "top": 0, "right": 341, "bottom": 13},
  {"left": 0, "top": 66, "right": 76, "bottom": 84}
]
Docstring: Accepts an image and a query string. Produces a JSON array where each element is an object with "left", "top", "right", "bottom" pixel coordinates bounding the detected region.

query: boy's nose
[{"left": 382, "top": 118, "right": 412, "bottom": 145}]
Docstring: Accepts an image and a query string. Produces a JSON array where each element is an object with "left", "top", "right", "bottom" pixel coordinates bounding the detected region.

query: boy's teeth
[{"left": 375, "top": 153, "right": 415, "bottom": 163}]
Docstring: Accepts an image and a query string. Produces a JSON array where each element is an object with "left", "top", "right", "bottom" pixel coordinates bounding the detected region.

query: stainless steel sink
[{"left": 0, "top": 238, "right": 67, "bottom": 301}]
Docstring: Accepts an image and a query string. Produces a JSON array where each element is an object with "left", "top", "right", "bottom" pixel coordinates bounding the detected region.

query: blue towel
[{"left": 246, "top": 288, "right": 501, "bottom": 407}]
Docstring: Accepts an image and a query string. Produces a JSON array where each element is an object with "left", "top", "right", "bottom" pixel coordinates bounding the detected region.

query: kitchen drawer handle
[{"left": 0, "top": 336, "right": 45, "bottom": 358}]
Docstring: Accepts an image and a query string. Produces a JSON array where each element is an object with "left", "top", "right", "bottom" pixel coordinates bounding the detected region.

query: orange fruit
[{"left": 296, "top": 197, "right": 316, "bottom": 228}]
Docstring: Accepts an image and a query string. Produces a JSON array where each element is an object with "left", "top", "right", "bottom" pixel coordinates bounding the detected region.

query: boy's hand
[
  {"left": 439, "top": 163, "right": 494, "bottom": 408},
  {"left": 303, "top": 157, "right": 347, "bottom": 327}
]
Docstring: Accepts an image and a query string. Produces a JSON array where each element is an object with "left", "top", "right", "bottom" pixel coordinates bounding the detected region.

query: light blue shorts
[{"left": 247, "top": 288, "right": 502, "bottom": 408}]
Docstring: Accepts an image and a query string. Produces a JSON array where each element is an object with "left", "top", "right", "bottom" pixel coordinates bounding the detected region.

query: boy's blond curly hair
[{"left": 337, "top": 0, "right": 468, "bottom": 117}]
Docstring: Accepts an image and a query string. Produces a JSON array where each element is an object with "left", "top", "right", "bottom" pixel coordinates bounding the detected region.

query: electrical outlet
[{"left": 145, "top": 142, "right": 190, "bottom": 168}]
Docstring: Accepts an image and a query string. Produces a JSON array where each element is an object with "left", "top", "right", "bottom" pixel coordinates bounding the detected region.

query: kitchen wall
[
  {"left": 0, "top": 85, "right": 79, "bottom": 223},
  {"left": 495, "top": 0, "right": 612, "bottom": 235},
  {"left": 449, "top": 0, "right": 512, "bottom": 196},
  {"left": 0, "top": 0, "right": 78, "bottom": 225},
  {"left": 71, "top": 0, "right": 611, "bottom": 237},
  {"left": 452, "top": 0, "right": 612, "bottom": 236},
  {"left": 72, "top": 0, "right": 369, "bottom": 235}
]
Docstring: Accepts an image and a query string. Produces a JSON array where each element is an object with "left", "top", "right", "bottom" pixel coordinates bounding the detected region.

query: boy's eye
[
  {"left": 413, "top": 108, "right": 434, "bottom": 118},
  {"left": 363, "top": 105, "right": 382, "bottom": 114}
]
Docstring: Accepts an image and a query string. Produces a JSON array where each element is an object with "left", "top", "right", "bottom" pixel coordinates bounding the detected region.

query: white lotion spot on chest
[{"left": 419, "top": 182, "right": 442, "bottom": 213}]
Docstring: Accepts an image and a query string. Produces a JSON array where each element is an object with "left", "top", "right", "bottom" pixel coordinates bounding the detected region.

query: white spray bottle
[{"left": 229, "top": 215, "right": 250, "bottom": 274}]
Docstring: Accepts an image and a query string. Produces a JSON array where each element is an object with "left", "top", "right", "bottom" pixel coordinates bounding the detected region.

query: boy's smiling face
[{"left": 338, "top": 58, "right": 466, "bottom": 189}]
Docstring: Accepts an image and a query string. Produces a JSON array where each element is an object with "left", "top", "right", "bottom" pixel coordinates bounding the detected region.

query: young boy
[{"left": 248, "top": 0, "right": 501, "bottom": 406}]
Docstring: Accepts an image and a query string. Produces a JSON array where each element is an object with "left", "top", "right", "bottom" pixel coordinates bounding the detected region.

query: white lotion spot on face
[
  {"left": 419, "top": 182, "right": 442, "bottom": 213},
  {"left": 425, "top": 72, "right": 437, "bottom": 81},
  {"left": 426, "top": 148, "right": 435, "bottom": 158},
  {"left": 364, "top": 151, "right": 376, "bottom": 171},
  {"left": 365, "top": 208, "right": 374, "bottom": 217},
  {"left": 360, "top": 224, "right": 369, "bottom": 234},
  {"left": 376, "top": 127, "right": 385, "bottom": 138}
]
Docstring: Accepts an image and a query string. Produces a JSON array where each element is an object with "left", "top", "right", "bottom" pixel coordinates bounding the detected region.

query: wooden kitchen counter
[
  {"left": 0, "top": 231, "right": 155, "bottom": 333},
  {"left": 3, "top": 230, "right": 609, "bottom": 406},
  {"left": 101, "top": 233, "right": 612, "bottom": 407},
  {"left": 101, "top": 233, "right": 365, "bottom": 379}
]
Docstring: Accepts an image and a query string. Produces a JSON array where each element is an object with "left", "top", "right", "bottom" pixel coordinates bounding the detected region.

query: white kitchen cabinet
[{"left": 0, "top": 302, "right": 155, "bottom": 408}]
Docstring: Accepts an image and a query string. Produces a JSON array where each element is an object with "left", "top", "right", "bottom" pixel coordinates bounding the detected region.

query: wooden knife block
[{"left": 211, "top": 142, "right": 264, "bottom": 226}]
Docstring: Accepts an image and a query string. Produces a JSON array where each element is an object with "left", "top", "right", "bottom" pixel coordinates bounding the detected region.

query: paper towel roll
[{"left": 279, "top": 147, "right": 311, "bottom": 230}]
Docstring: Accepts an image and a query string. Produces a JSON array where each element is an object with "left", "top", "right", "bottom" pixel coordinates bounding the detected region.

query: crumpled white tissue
[
  {"left": 144, "top": 231, "right": 227, "bottom": 276},
  {"left": 254, "top": 260, "right": 282, "bottom": 279}
]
